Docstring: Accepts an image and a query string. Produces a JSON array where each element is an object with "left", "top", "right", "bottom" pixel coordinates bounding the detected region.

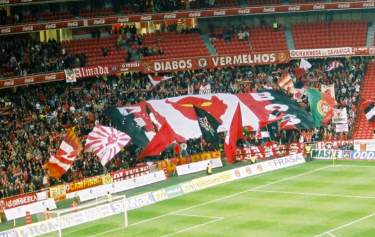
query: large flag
[
  {"left": 224, "top": 104, "right": 243, "bottom": 163},
  {"left": 118, "top": 92, "right": 314, "bottom": 148},
  {"left": 104, "top": 107, "right": 149, "bottom": 147},
  {"left": 85, "top": 125, "right": 131, "bottom": 166},
  {"left": 139, "top": 122, "right": 184, "bottom": 158},
  {"left": 45, "top": 128, "right": 82, "bottom": 179},
  {"left": 364, "top": 103, "right": 375, "bottom": 122},
  {"left": 148, "top": 75, "right": 173, "bottom": 86},
  {"left": 307, "top": 89, "right": 336, "bottom": 127},
  {"left": 360, "top": 98, "right": 375, "bottom": 128},
  {"left": 278, "top": 72, "right": 295, "bottom": 93},
  {"left": 326, "top": 60, "right": 343, "bottom": 72},
  {"left": 194, "top": 105, "right": 220, "bottom": 148}
]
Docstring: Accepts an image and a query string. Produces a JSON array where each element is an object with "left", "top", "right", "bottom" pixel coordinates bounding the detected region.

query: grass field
[{"left": 37, "top": 160, "right": 375, "bottom": 236}]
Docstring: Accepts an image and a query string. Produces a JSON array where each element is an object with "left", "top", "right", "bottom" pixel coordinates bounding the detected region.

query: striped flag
[
  {"left": 148, "top": 75, "right": 173, "bottom": 86},
  {"left": 326, "top": 60, "right": 343, "bottom": 72},
  {"left": 45, "top": 128, "right": 82, "bottom": 179},
  {"left": 278, "top": 72, "right": 295, "bottom": 93},
  {"left": 85, "top": 125, "right": 131, "bottom": 166}
]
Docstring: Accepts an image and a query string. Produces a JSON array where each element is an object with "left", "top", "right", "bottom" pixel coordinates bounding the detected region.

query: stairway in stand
[{"left": 353, "top": 62, "right": 375, "bottom": 139}]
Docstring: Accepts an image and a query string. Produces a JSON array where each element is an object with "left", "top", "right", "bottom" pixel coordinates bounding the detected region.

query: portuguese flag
[{"left": 307, "top": 88, "right": 336, "bottom": 127}]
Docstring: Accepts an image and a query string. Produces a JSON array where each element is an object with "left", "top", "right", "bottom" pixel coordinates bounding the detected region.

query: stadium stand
[
  {"left": 0, "top": 56, "right": 367, "bottom": 198},
  {"left": 0, "top": 36, "right": 84, "bottom": 78},
  {"left": 353, "top": 61, "right": 375, "bottom": 139},
  {"left": 62, "top": 35, "right": 125, "bottom": 66},
  {"left": 211, "top": 26, "right": 287, "bottom": 54},
  {"left": 292, "top": 21, "right": 368, "bottom": 49},
  {"left": 140, "top": 31, "right": 210, "bottom": 60}
]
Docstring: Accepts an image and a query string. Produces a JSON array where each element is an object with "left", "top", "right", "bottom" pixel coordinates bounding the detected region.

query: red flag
[
  {"left": 321, "top": 91, "right": 337, "bottom": 125},
  {"left": 45, "top": 128, "right": 82, "bottom": 179},
  {"left": 224, "top": 104, "right": 243, "bottom": 164},
  {"left": 139, "top": 122, "right": 185, "bottom": 158}
]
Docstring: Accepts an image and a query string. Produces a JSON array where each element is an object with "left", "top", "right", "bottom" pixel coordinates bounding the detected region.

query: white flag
[
  {"left": 85, "top": 125, "right": 131, "bottom": 166},
  {"left": 299, "top": 59, "right": 312, "bottom": 71},
  {"left": 64, "top": 69, "right": 77, "bottom": 83}
]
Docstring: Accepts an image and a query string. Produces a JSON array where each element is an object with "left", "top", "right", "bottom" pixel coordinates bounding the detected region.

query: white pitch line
[
  {"left": 249, "top": 190, "right": 375, "bottom": 200},
  {"left": 159, "top": 218, "right": 223, "bottom": 237},
  {"left": 314, "top": 212, "right": 375, "bottom": 237},
  {"left": 334, "top": 164, "right": 375, "bottom": 168},
  {"left": 327, "top": 232, "right": 336, "bottom": 237},
  {"left": 171, "top": 213, "right": 224, "bottom": 220},
  {"left": 88, "top": 165, "right": 331, "bottom": 237}
]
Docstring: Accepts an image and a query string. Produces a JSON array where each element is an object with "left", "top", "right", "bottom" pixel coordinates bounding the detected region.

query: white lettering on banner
[
  {"left": 188, "top": 12, "right": 201, "bottom": 17},
  {"left": 263, "top": 7, "right": 275, "bottom": 12},
  {"left": 154, "top": 60, "right": 193, "bottom": 72},
  {"left": 152, "top": 189, "right": 168, "bottom": 202},
  {"left": 313, "top": 4, "right": 325, "bottom": 10},
  {"left": 4, "top": 199, "right": 56, "bottom": 221},
  {"left": 288, "top": 6, "right": 300, "bottom": 11},
  {"left": 179, "top": 182, "right": 196, "bottom": 194},
  {"left": 22, "top": 25, "right": 33, "bottom": 32},
  {"left": 338, "top": 3, "right": 350, "bottom": 9},
  {"left": 0, "top": 27, "right": 11, "bottom": 34},
  {"left": 67, "top": 21, "right": 78, "bottom": 27},
  {"left": 211, "top": 54, "right": 276, "bottom": 67},
  {"left": 164, "top": 14, "right": 176, "bottom": 19},
  {"left": 45, "top": 23, "right": 56, "bottom": 29},
  {"left": 351, "top": 151, "right": 375, "bottom": 160},
  {"left": 280, "top": 114, "right": 301, "bottom": 126},
  {"left": 74, "top": 66, "right": 109, "bottom": 79},
  {"left": 363, "top": 2, "right": 375, "bottom": 8},
  {"left": 117, "top": 17, "right": 129, "bottom": 23},
  {"left": 290, "top": 47, "right": 353, "bottom": 58},
  {"left": 3, "top": 80, "right": 14, "bottom": 87},
  {"left": 78, "top": 171, "right": 166, "bottom": 202},
  {"left": 127, "top": 193, "right": 155, "bottom": 210},
  {"left": 93, "top": 19, "right": 105, "bottom": 25},
  {"left": 311, "top": 149, "right": 352, "bottom": 160},
  {"left": 238, "top": 9, "right": 250, "bottom": 14},
  {"left": 251, "top": 92, "right": 275, "bottom": 101},
  {"left": 213, "top": 10, "right": 226, "bottom": 16},
  {"left": 45, "top": 74, "right": 57, "bottom": 81},
  {"left": 176, "top": 158, "right": 223, "bottom": 176},
  {"left": 24, "top": 78, "right": 34, "bottom": 84},
  {"left": 141, "top": 15, "right": 152, "bottom": 21}
]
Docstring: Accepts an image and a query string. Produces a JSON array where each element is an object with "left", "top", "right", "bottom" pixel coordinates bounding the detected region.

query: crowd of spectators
[
  {"left": 0, "top": 56, "right": 369, "bottom": 198},
  {"left": 0, "top": 37, "right": 86, "bottom": 78}
]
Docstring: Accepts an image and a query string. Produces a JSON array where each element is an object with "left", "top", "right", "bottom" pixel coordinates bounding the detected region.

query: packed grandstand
[{"left": 1, "top": 0, "right": 375, "bottom": 237}]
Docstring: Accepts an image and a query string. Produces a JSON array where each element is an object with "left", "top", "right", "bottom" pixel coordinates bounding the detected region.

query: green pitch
[{"left": 43, "top": 160, "right": 375, "bottom": 237}]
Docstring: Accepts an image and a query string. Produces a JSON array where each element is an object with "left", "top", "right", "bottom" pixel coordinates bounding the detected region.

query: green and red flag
[{"left": 307, "top": 88, "right": 336, "bottom": 127}]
